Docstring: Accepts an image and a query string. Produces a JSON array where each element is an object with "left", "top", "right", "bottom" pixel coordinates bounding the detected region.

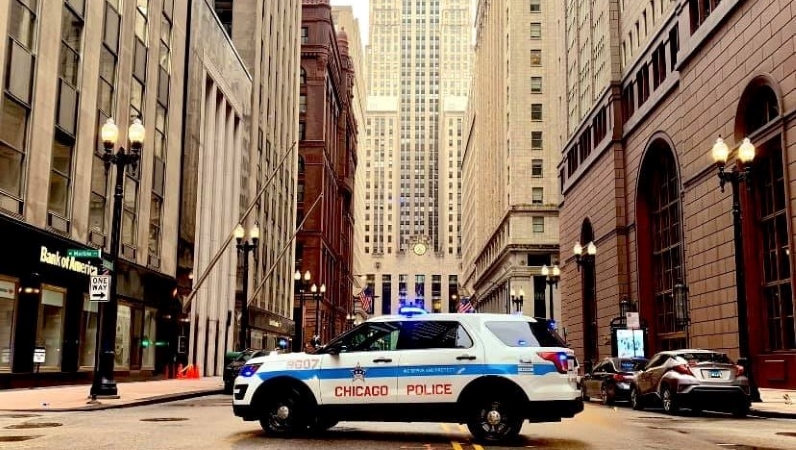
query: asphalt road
[{"left": 0, "top": 395, "right": 794, "bottom": 449}]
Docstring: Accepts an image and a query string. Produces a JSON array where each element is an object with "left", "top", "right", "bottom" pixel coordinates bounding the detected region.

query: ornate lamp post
[
  {"left": 234, "top": 223, "right": 259, "bottom": 351},
  {"left": 573, "top": 241, "right": 597, "bottom": 270},
  {"left": 711, "top": 136, "right": 761, "bottom": 402},
  {"left": 292, "top": 270, "right": 311, "bottom": 352},
  {"left": 510, "top": 288, "right": 525, "bottom": 313},
  {"left": 541, "top": 264, "right": 561, "bottom": 320},
  {"left": 89, "top": 118, "right": 145, "bottom": 400},
  {"left": 310, "top": 282, "right": 326, "bottom": 345}
]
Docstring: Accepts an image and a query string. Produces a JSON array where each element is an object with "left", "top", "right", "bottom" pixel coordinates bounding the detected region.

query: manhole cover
[
  {"left": 4, "top": 422, "right": 62, "bottom": 429},
  {"left": 777, "top": 432, "right": 796, "bottom": 437},
  {"left": 0, "top": 436, "right": 41, "bottom": 442},
  {"left": 139, "top": 417, "right": 189, "bottom": 422},
  {"left": 0, "top": 414, "right": 41, "bottom": 419}
]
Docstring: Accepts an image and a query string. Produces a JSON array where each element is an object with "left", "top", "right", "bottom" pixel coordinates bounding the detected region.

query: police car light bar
[{"left": 398, "top": 306, "right": 428, "bottom": 317}]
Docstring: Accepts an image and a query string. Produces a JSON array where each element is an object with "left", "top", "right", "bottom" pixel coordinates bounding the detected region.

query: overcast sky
[{"left": 330, "top": 0, "right": 370, "bottom": 45}]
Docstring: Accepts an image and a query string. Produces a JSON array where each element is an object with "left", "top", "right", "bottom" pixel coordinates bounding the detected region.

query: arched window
[
  {"left": 580, "top": 219, "right": 598, "bottom": 362},
  {"left": 300, "top": 67, "right": 307, "bottom": 85},
  {"left": 637, "top": 139, "right": 685, "bottom": 351}
]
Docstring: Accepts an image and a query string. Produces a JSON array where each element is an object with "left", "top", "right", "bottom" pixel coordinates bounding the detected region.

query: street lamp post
[
  {"left": 541, "top": 264, "right": 561, "bottom": 320},
  {"left": 574, "top": 241, "right": 598, "bottom": 364},
  {"left": 346, "top": 313, "right": 355, "bottom": 330},
  {"left": 510, "top": 288, "right": 525, "bottom": 313},
  {"left": 573, "top": 241, "right": 597, "bottom": 270},
  {"left": 89, "top": 118, "right": 145, "bottom": 399},
  {"left": 711, "top": 136, "right": 761, "bottom": 402},
  {"left": 292, "top": 270, "right": 311, "bottom": 352},
  {"left": 234, "top": 223, "right": 259, "bottom": 351},
  {"left": 450, "top": 294, "right": 458, "bottom": 313},
  {"left": 310, "top": 283, "right": 326, "bottom": 345}
]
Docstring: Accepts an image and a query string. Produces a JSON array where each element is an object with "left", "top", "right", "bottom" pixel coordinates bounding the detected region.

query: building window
[
  {"left": 531, "top": 159, "right": 543, "bottom": 177},
  {"left": 123, "top": 174, "right": 139, "bottom": 247},
  {"left": 531, "top": 103, "right": 543, "bottom": 121},
  {"left": 0, "top": 97, "right": 30, "bottom": 200},
  {"left": 115, "top": 304, "right": 131, "bottom": 369},
  {"left": 530, "top": 0, "right": 541, "bottom": 12},
  {"left": 142, "top": 307, "right": 157, "bottom": 367},
  {"left": 530, "top": 23, "right": 541, "bottom": 39},
  {"left": 299, "top": 122, "right": 306, "bottom": 140},
  {"left": 299, "top": 95, "right": 307, "bottom": 113},
  {"left": 530, "top": 49, "right": 541, "bottom": 66},
  {"left": 300, "top": 67, "right": 306, "bottom": 85},
  {"left": 531, "top": 77, "right": 542, "bottom": 93},
  {"left": 297, "top": 182, "right": 304, "bottom": 202},
  {"left": 532, "top": 217, "right": 544, "bottom": 233},
  {"left": 79, "top": 295, "right": 98, "bottom": 367},
  {"left": 38, "top": 286, "right": 66, "bottom": 369},
  {"left": 48, "top": 131, "right": 75, "bottom": 219},
  {"left": 532, "top": 187, "right": 543, "bottom": 204},
  {"left": 0, "top": 277, "right": 16, "bottom": 371},
  {"left": 531, "top": 131, "right": 543, "bottom": 150},
  {"left": 301, "top": 27, "right": 309, "bottom": 43},
  {"left": 381, "top": 274, "right": 392, "bottom": 315}
]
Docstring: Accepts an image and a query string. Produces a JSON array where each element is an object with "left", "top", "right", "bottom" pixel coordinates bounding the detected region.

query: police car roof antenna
[
  {"left": 245, "top": 193, "right": 324, "bottom": 307},
  {"left": 183, "top": 141, "right": 297, "bottom": 311}
]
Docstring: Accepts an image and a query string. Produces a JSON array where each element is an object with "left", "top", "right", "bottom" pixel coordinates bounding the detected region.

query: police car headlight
[{"left": 240, "top": 363, "right": 263, "bottom": 378}]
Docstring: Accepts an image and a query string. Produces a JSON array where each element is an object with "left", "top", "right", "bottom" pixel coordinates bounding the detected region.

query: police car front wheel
[
  {"left": 466, "top": 398, "right": 523, "bottom": 444},
  {"left": 258, "top": 388, "right": 308, "bottom": 436}
]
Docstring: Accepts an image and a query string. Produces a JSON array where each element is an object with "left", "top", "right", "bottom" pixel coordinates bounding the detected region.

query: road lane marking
[
  {"left": 451, "top": 443, "right": 464, "bottom": 450},
  {"left": 472, "top": 444, "right": 484, "bottom": 450}
]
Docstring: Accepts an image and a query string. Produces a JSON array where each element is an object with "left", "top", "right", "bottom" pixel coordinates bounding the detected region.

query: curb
[
  {"left": 0, "top": 388, "right": 225, "bottom": 413},
  {"left": 750, "top": 408, "right": 796, "bottom": 419}
]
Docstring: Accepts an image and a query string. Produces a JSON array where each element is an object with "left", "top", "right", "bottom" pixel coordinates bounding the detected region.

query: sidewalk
[
  {"left": 0, "top": 377, "right": 224, "bottom": 412},
  {"left": 751, "top": 388, "right": 796, "bottom": 418}
]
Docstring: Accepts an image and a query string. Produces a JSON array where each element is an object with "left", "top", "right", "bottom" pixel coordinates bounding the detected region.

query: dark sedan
[
  {"left": 223, "top": 349, "right": 275, "bottom": 394},
  {"left": 581, "top": 357, "right": 648, "bottom": 404}
]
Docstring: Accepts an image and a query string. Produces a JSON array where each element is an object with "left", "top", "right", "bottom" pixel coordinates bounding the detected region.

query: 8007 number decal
[{"left": 286, "top": 359, "right": 319, "bottom": 369}]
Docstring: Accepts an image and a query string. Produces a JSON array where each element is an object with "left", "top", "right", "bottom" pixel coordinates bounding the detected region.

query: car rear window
[
  {"left": 485, "top": 321, "right": 564, "bottom": 348},
  {"left": 676, "top": 352, "right": 733, "bottom": 365}
]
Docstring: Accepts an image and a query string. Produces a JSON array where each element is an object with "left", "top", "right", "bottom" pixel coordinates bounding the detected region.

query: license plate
[{"left": 709, "top": 370, "right": 722, "bottom": 378}]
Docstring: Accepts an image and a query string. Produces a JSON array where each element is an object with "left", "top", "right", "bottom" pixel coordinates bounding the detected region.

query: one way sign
[{"left": 90, "top": 275, "right": 111, "bottom": 302}]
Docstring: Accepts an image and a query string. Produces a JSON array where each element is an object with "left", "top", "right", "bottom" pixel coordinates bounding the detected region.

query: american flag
[
  {"left": 359, "top": 288, "right": 373, "bottom": 314},
  {"left": 457, "top": 298, "right": 475, "bottom": 314}
]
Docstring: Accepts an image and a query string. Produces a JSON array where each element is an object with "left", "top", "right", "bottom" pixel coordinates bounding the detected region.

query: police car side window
[
  {"left": 484, "top": 321, "right": 542, "bottom": 347},
  {"left": 396, "top": 321, "right": 473, "bottom": 350},
  {"left": 339, "top": 322, "right": 400, "bottom": 352}
]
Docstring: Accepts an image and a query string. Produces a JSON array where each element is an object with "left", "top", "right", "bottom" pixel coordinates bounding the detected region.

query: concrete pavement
[
  {"left": 752, "top": 388, "right": 796, "bottom": 419},
  {"left": 0, "top": 377, "right": 224, "bottom": 412}
]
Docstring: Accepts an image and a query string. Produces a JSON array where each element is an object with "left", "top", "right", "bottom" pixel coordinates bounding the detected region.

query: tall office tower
[
  {"left": 213, "top": 1, "right": 302, "bottom": 349},
  {"left": 359, "top": 0, "right": 471, "bottom": 316},
  {"left": 331, "top": 6, "right": 369, "bottom": 323},
  {"left": 461, "top": 0, "right": 565, "bottom": 318}
]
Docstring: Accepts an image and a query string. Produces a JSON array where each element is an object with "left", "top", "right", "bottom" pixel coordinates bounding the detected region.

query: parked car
[
  {"left": 581, "top": 357, "right": 648, "bottom": 404},
  {"left": 629, "top": 349, "right": 750, "bottom": 416},
  {"left": 223, "top": 349, "right": 276, "bottom": 394}
]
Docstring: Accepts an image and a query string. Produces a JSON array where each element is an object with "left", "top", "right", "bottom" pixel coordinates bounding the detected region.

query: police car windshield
[{"left": 486, "top": 321, "right": 565, "bottom": 348}]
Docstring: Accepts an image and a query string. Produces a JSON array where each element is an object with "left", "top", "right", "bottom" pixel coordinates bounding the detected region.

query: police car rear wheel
[
  {"left": 466, "top": 399, "right": 522, "bottom": 444},
  {"left": 259, "top": 388, "right": 306, "bottom": 436}
]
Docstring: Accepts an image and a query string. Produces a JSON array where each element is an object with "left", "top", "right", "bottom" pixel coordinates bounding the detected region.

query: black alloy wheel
[
  {"left": 630, "top": 386, "right": 643, "bottom": 410},
  {"left": 259, "top": 388, "right": 307, "bottom": 436},
  {"left": 466, "top": 398, "right": 523, "bottom": 445},
  {"left": 660, "top": 385, "right": 679, "bottom": 415}
]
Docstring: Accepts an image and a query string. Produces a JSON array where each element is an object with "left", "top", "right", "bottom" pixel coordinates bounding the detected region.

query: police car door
[
  {"left": 318, "top": 321, "right": 400, "bottom": 405},
  {"left": 395, "top": 319, "right": 483, "bottom": 404}
]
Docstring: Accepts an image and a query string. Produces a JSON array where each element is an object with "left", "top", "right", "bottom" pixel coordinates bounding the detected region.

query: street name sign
[
  {"left": 68, "top": 249, "right": 101, "bottom": 259},
  {"left": 90, "top": 275, "right": 111, "bottom": 302}
]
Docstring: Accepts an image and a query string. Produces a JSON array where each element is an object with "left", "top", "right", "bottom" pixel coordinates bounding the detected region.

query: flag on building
[
  {"left": 359, "top": 287, "right": 373, "bottom": 314},
  {"left": 457, "top": 297, "right": 475, "bottom": 314}
]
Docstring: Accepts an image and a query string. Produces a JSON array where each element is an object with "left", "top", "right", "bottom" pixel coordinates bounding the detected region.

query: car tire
[
  {"left": 258, "top": 387, "right": 308, "bottom": 436},
  {"left": 600, "top": 385, "right": 613, "bottom": 405},
  {"left": 466, "top": 397, "right": 523, "bottom": 445},
  {"left": 223, "top": 381, "right": 233, "bottom": 395},
  {"left": 630, "top": 386, "right": 643, "bottom": 411},
  {"left": 660, "top": 385, "right": 679, "bottom": 415},
  {"left": 581, "top": 385, "right": 590, "bottom": 402}
]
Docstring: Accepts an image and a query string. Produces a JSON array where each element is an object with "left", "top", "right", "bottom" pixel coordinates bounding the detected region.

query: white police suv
[{"left": 232, "top": 309, "right": 583, "bottom": 444}]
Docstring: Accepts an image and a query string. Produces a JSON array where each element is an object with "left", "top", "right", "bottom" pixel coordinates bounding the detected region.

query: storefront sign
[
  {"left": 39, "top": 246, "right": 98, "bottom": 276},
  {"left": 33, "top": 347, "right": 46, "bottom": 364},
  {"left": 269, "top": 319, "right": 281, "bottom": 328},
  {"left": 0, "top": 280, "right": 14, "bottom": 299}
]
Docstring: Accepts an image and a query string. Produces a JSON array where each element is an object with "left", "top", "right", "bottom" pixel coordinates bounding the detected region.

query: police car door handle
[
  {"left": 456, "top": 354, "right": 476, "bottom": 361},
  {"left": 372, "top": 357, "right": 392, "bottom": 363}
]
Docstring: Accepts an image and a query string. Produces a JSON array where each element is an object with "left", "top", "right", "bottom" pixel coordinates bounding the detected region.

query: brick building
[
  {"left": 559, "top": 0, "right": 796, "bottom": 389},
  {"left": 295, "top": 0, "right": 358, "bottom": 344}
]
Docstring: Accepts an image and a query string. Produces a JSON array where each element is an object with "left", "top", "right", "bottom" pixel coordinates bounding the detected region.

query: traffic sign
[
  {"left": 90, "top": 275, "right": 111, "bottom": 302},
  {"left": 68, "top": 249, "right": 101, "bottom": 259}
]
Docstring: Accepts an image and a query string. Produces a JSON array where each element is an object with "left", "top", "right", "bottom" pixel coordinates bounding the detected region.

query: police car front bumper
[{"left": 526, "top": 399, "right": 584, "bottom": 422}]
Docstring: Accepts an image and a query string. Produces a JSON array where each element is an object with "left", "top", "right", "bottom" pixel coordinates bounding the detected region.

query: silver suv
[{"left": 630, "top": 349, "right": 750, "bottom": 416}]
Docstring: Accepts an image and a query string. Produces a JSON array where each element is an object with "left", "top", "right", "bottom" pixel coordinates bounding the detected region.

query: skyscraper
[{"left": 358, "top": 0, "right": 471, "bottom": 316}]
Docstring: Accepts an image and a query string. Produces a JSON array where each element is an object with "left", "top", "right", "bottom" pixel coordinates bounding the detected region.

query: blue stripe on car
[{"left": 256, "top": 363, "right": 560, "bottom": 382}]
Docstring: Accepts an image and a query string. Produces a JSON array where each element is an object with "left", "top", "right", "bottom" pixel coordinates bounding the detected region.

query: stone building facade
[
  {"left": 559, "top": 0, "right": 796, "bottom": 389},
  {"left": 295, "top": 0, "right": 358, "bottom": 344}
]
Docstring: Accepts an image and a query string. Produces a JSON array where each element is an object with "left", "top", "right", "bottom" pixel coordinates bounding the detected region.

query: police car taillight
[
  {"left": 537, "top": 351, "right": 569, "bottom": 374},
  {"left": 240, "top": 363, "right": 263, "bottom": 378}
]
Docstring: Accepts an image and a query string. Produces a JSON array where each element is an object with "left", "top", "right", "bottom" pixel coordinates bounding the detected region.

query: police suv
[{"left": 232, "top": 309, "right": 583, "bottom": 444}]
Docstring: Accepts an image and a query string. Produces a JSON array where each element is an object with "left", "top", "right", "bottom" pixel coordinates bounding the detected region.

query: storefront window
[
  {"left": 0, "top": 278, "right": 17, "bottom": 371},
  {"left": 80, "top": 295, "right": 98, "bottom": 367},
  {"left": 251, "top": 330, "right": 263, "bottom": 350},
  {"left": 38, "top": 286, "right": 66, "bottom": 369},
  {"left": 142, "top": 307, "right": 157, "bottom": 368},
  {"left": 115, "top": 304, "right": 131, "bottom": 369}
]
